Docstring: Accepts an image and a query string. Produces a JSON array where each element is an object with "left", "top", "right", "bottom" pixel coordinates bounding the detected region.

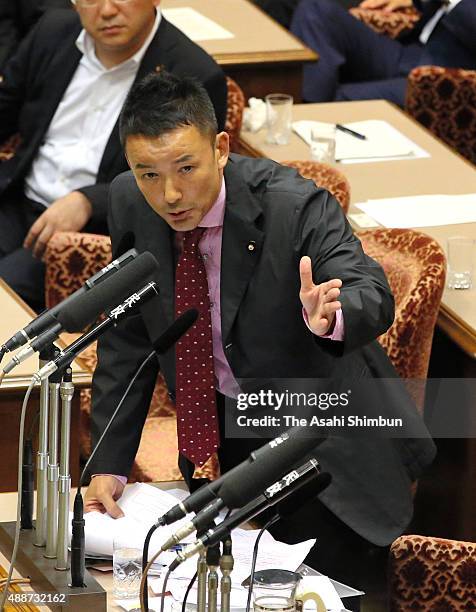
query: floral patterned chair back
[
  {"left": 282, "top": 160, "right": 351, "bottom": 214},
  {"left": 357, "top": 228, "right": 446, "bottom": 410},
  {"left": 406, "top": 66, "right": 476, "bottom": 165},
  {"left": 389, "top": 535, "right": 476, "bottom": 611}
]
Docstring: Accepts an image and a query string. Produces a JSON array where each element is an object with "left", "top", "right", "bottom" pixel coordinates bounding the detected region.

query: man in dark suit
[
  {"left": 252, "top": 0, "right": 360, "bottom": 30},
  {"left": 0, "top": 0, "right": 226, "bottom": 310},
  {"left": 290, "top": 0, "right": 476, "bottom": 105},
  {"left": 84, "top": 71, "right": 435, "bottom": 587}
]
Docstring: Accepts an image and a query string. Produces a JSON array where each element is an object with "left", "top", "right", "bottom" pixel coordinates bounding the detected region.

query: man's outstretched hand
[
  {"left": 299, "top": 256, "right": 342, "bottom": 336},
  {"left": 84, "top": 475, "right": 125, "bottom": 518}
]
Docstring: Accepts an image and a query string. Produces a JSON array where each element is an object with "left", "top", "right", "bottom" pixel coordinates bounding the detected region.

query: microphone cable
[
  {"left": 72, "top": 349, "right": 158, "bottom": 587},
  {"left": 0, "top": 378, "right": 36, "bottom": 610},
  {"left": 182, "top": 571, "right": 198, "bottom": 612},
  {"left": 179, "top": 509, "right": 231, "bottom": 612},
  {"left": 244, "top": 514, "right": 280, "bottom": 612}
]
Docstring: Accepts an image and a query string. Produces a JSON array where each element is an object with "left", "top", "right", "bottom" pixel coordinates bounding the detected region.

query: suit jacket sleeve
[
  {"left": 0, "top": 13, "right": 37, "bottom": 144},
  {"left": 0, "top": 1, "right": 20, "bottom": 72},
  {"left": 88, "top": 183, "right": 159, "bottom": 477},
  {"left": 297, "top": 188, "right": 394, "bottom": 354},
  {"left": 76, "top": 183, "right": 109, "bottom": 226}
]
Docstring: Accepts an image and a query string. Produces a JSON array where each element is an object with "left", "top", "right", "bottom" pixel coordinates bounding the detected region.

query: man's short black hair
[{"left": 119, "top": 71, "right": 219, "bottom": 145}]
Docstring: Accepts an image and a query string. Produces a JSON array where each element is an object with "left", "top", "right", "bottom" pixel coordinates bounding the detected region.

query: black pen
[{"left": 336, "top": 124, "right": 367, "bottom": 140}]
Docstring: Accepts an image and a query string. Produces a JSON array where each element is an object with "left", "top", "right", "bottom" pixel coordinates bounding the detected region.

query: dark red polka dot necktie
[{"left": 175, "top": 228, "right": 220, "bottom": 467}]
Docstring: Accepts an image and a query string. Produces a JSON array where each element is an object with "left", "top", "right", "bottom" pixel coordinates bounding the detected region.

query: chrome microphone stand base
[{"left": 0, "top": 521, "right": 106, "bottom": 611}]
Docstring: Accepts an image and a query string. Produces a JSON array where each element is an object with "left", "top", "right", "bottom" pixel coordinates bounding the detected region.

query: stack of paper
[
  {"left": 71, "top": 483, "right": 315, "bottom": 568},
  {"left": 356, "top": 193, "right": 476, "bottom": 228},
  {"left": 162, "top": 8, "right": 234, "bottom": 41},
  {"left": 292, "top": 119, "right": 429, "bottom": 163}
]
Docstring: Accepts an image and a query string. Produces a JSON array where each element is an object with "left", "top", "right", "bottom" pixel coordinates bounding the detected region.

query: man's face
[
  {"left": 126, "top": 126, "right": 230, "bottom": 231},
  {"left": 74, "top": 0, "right": 159, "bottom": 63}
]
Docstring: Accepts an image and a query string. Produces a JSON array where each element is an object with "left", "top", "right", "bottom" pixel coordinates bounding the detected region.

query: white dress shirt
[
  {"left": 25, "top": 11, "right": 161, "bottom": 207},
  {"left": 419, "top": 0, "right": 462, "bottom": 44}
]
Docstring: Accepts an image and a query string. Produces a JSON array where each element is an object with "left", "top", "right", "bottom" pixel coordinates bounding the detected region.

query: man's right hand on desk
[{"left": 84, "top": 475, "right": 125, "bottom": 518}]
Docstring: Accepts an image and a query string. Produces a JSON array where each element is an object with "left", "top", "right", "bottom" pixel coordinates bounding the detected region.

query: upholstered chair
[
  {"left": 281, "top": 160, "right": 351, "bottom": 213},
  {"left": 357, "top": 228, "right": 446, "bottom": 410},
  {"left": 43, "top": 232, "right": 182, "bottom": 482},
  {"left": 225, "top": 76, "right": 245, "bottom": 153},
  {"left": 406, "top": 66, "right": 476, "bottom": 165},
  {"left": 349, "top": 5, "right": 420, "bottom": 38},
  {"left": 388, "top": 535, "right": 476, "bottom": 611}
]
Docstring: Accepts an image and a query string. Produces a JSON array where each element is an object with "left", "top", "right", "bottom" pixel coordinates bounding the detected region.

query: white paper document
[
  {"left": 162, "top": 7, "right": 234, "bottom": 41},
  {"left": 292, "top": 119, "right": 429, "bottom": 163},
  {"left": 356, "top": 193, "right": 476, "bottom": 228},
  {"left": 69, "top": 483, "right": 194, "bottom": 558}
]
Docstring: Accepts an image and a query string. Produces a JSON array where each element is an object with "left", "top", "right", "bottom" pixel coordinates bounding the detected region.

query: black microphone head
[
  {"left": 153, "top": 309, "right": 198, "bottom": 354},
  {"left": 57, "top": 251, "right": 158, "bottom": 332},
  {"left": 277, "top": 472, "right": 332, "bottom": 519},
  {"left": 217, "top": 429, "right": 322, "bottom": 509}
]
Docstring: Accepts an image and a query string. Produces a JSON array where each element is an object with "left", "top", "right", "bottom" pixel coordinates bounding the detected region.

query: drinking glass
[
  {"left": 447, "top": 236, "right": 474, "bottom": 290},
  {"left": 113, "top": 532, "right": 142, "bottom": 600},
  {"left": 265, "top": 94, "right": 293, "bottom": 145}
]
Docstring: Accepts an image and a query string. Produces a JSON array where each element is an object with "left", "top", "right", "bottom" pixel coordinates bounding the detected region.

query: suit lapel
[
  {"left": 34, "top": 30, "right": 82, "bottom": 149},
  {"left": 220, "top": 161, "right": 264, "bottom": 345}
]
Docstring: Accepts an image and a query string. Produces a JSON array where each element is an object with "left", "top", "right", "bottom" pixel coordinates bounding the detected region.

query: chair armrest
[
  {"left": 43, "top": 231, "right": 112, "bottom": 309},
  {"left": 405, "top": 65, "right": 476, "bottom": 165},
  {"left": 389, "top": 535, "right": 476, "bottom": 611},
  {"left": 349, "top": 6, "right": 420, "bottom": 38}
]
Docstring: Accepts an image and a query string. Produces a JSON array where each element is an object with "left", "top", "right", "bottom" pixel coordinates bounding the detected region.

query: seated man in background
[
  {"left": 0, "top": 0, "right": 72, "bottom": 70},
  {"left": 84, "top": 71, "right": 436, "bottom": 589},
  {"left": 252, "top": 0, "right": 361, "bottom": 29},
  {"left": 0, "top": 0, "right": 227, "bottom": 311},
  {"left": 291, "top": 0, "right": 476, "bottom": 105}
]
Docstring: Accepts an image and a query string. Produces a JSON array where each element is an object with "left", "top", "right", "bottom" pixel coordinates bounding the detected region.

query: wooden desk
[
  {"left": 0, "top": 280, "right": 92, "bottom": 492},
  {"left": 161, "top": 0, "right": 317, "bottom": 101},
  {"left": 239, "top": 100, "right": 476, "bottom": 358}
]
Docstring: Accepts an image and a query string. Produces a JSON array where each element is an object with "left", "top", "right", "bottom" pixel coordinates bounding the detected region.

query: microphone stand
[
  {"left": 196, "top": 549, "right": 208, "bottom": 612},
  {"left": 45, "top": 349, "right": 62, "bottom": 559},
  {"left": 219, "top": 538, "right": 234, "bottom": 612},
  {"left": 34, "top": 345, "right": 56, "bottom": 547},
  {"left": 56, "top": 365, "right": 74, "bottom": 570},
  {"left": 206, "top": 543, "right": 220, "bottom": 612}
]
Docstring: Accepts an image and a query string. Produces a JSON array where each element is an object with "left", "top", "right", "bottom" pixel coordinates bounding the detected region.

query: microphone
[
  {"left": 33, "top": 282, "right": 159, "bottom": 383},
  {"left": 170, "top": 462, "right": 331, "bottom": 569},
  {"left": 2, "top": 251, "right": 158, "bottom": 374},
  {"left": 160, "top": 431, "right": 326, "bottom": 549},
  {"left": 1, "top": 235, "right": 137, "bottom": 354},
  {"left": 157, "top": 429, "right": 317, "bottom": 527}
]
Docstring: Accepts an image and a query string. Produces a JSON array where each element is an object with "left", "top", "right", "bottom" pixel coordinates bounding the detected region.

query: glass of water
[
  {"left": 252, "top": 569, "right": 300, "bottom": 612},
  {"left": 113, "top": 532, "right": 142, "bottom": 600},
  {"left": 447, "top": 236, "right": 474, "bottom": 290},
  {"left": 265, "top": 94, "right": 293, "bottom": 145},
  {"left": 310, "top": 123, "right": 336, "bottom": 164}
]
